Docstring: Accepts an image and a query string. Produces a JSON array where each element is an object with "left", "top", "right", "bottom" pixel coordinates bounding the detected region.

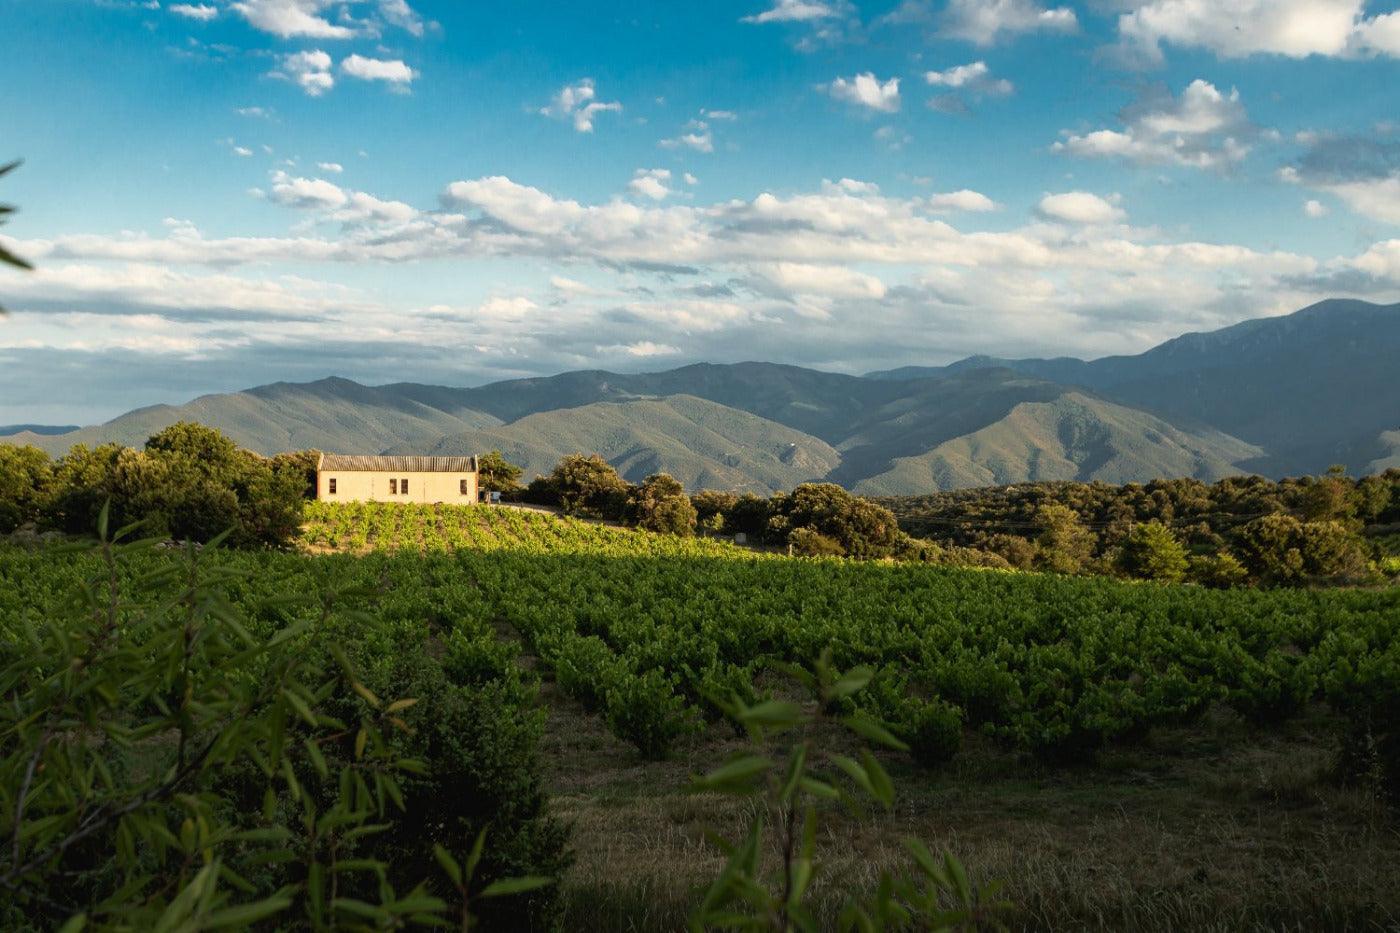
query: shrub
[
  {"left": 1118, "top": 520, "right": 1188, "bottom": 582},
  {"left": 1188, "top": 551, "right": 1248, "bottom": 588},
  {"left": 769, "top": 483, "right": 902, "bottom": 558},
  {"left": 628, "top": 473, "right": 697, "bottom": 536},
  {"left": 535, "top": 454, "right": 631, "bottom": 518},
  {"left": 788, "top": 525, "right": 846, "bottom": 557},
  {"left": 1034, "top": 502, "right": 1096, "bottom": 574},
  {"left": 0, "top": 444, "right": 51, "bottom": 532}
]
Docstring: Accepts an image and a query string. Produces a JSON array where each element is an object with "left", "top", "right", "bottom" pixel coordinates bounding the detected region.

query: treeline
[
  {"left": 877, "top": 470, "right": 1400, "bottom": 587},
  {"left": 517, "top": 454, "right": 1002, "bottom": 567},
  {"left": 0, "top": 423, "right": 313, "bottom": 547}
]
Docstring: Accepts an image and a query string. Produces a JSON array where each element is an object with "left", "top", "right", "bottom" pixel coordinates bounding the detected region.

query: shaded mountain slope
[
  {"left": 852, "top": 392, "right": 1263, "bottom": 495},
  {"left": 393, "top": 394, "right": 840, "bottom": 493}
]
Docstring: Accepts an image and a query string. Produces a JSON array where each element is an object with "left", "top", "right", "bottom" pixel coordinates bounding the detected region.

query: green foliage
[
  {"left": 1187, "top": 550, "right": 1249, "bottom": 588},
  {"left": 31, "top": 424, "right": 306, "bottom": 548},
  {"left": 1034, "top": 502, "right": 1096, "bottom": 574},
  {"left": 1118, "top": 521, "right": 1188, "bottom": 582},
  {"left": 0, "top": 509, "right": 566, "bottom": 930},
  {"left": 788, "top": 526, "right": 846, "bottom": 557},
  {"left": 0, "top": 444, "right": 52, "bottom": 532},
  {"left": 1235, "top": 513, "right": 1375, "bottom": 585},
  {"left": 477, "top": 450, "right": 524, "bottom": 494},
  {"left": 535, "top": 454, "right": 631, "bottom": 518},
  {"left": 768, "top": 483, "right": 902, "bottom": 559},
  {"left": 628, "top": 473, "right": 697, "bottom": 536},
  {"left": 690, "top": 652, "right": 1007, "bottom": 931}
]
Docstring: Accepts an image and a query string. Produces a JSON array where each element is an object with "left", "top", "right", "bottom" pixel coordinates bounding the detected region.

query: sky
[{"left": 2, "top": 0, "right": 1399, "bottom": 424}]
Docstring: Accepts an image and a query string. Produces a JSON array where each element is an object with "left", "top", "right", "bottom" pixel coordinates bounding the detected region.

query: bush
[
  {"left": 769, "top": 483, "right": 901, "bottom": 559},
  {"left": 1235, "top": 513, "right": 1374, "bottom": 585},
  {"left": 478, "top": 450, "right": 525, "bottom": 494},
  {"left": 0, "top": 444, "right": 51, "bottom": 532},
  {"left": 1034, "top": 502, "right": 1096, "bottom": 574},
  {"left": 534, "top": 454, "right": 631, "bottom": 518},
  {"left": 628, "top": 473, "right": 696, "bottom": 536},
  {"left": 788, "top": 526, "right": 846, "bottom": 556},
  {"left": 1188, "top": 551, "right": 1248, "bottom": 588},
  {"left": 1118, "top": 521, "right": 1188, "bottom": 582}
]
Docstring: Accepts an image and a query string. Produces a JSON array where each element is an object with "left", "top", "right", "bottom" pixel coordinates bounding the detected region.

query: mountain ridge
[{"left": 4, "top": 298, "right": 1396, "bottom": 494}]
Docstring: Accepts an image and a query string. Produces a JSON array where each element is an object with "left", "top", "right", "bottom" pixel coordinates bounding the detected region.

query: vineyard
[{"left": 3, "top": 503, "right": 1399, "bottom": 927}]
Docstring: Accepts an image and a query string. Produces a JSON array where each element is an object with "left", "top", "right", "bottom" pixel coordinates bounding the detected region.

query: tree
[
  {"left": 768, "top": 483, "right": 901, "bottom": 559},
  {"left": 1117, "top": 521, "right": 1188, "bottom": 582},
  {"left": 539, "top": 454, "right": 631, "bottom": 518},
  {"left": 0, "top": 444, "right": 52, "bottom": 532},
  {"left": 1034, "top": 502, "right": 1096, "bottom": 574},
  {"left": 1234, "top": 513, "right": 1373, "bottom": 585},
  {"left": 628, "top": 473, "right": 696, "bottom": 536},
  {"left": 1300, "top": 465, "right": 1358, "bottom": 526},
  {"left": 477, "top": 450, "right": 524, "bottom": 494}
]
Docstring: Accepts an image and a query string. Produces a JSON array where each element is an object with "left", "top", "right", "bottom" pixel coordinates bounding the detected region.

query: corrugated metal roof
[{"left": 319, "top": 454, "right": 478, "bottom": 472}]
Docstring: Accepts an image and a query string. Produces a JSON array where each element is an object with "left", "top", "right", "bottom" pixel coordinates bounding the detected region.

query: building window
[
  {"left": 328, "top": 478, "right": 336, "bottom": 495},
  {"left": 460, "top": 479, "right": 469, "bottom": 496},
  {"left": 389, "top": 479, "right": 398, "bottom": 495},
  {"left": 401, "top": 478, "right": 409, "bottom": 495}
]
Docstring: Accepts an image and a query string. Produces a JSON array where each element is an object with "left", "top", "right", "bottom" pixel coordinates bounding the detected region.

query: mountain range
[{"left": 3, "top": 298, "right": 1396, "bottom": 495}]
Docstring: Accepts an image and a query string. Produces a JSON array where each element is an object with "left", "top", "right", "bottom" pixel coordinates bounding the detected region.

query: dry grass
[{"left": 539, "top": 689, "right": 1400, "bottom": 931}]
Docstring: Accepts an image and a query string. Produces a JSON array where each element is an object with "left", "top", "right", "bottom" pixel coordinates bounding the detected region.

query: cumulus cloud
[
  {"left": 924, "top": 60, "right": 1014, "bottom": 111},
  {"left": 1113, "top": 0, "right": 1400, "bottom": 64},
  {"left": 169, "top": 3, "right": 218, "bottom": 21},
  {"left": 1282, "top": 132, "right": 1400, "bottom": 223},
  {"left": 826, "top": 73, "right": 901, "bottom": 112},
  {"left": 230, "top": 0, "right": 356, "bottom": 39},
  {"left": 660, "top": 119, "right": 715, "bottom": 153},
  {"left": 340, "top": 54, "right": 417, "bottom": 88},
  {"left": 1304, "top": 199, "right": 1329, "bottom": 218},
  {"left": 317, "top": 161, "right": 344, "bottom": 174},
  {"left": 1053, "top": 79, "right": 1257, "bottom": 171},
  {"left": 1036, "top": 191, "right": 1126, "bottom": 224},
  {"left": 628, "top": 169, "right": 674, "bottom": 201},
  {"left": 226, "top": 0, "right": 427, "bottom": 40},
  {"left": 928, "top": 189, "right": 999, "bottom": 212},
  {"left": 740, "top": 0, "right": 841, "bottom": 23},
  {"left": 539, "top": 79, "right": 622, "bottom": 133},
  {"left": 275, "top": 49, "right": 335, "bottom": 96},
  {"left": 941, "top": 0, "right": 1077, "bottom": 45}
]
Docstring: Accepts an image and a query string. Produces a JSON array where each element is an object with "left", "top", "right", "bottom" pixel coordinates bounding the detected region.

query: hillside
[
  {"left": 395, "top": 394, "right": 840, "bottom": 491},
  {"left": 869, "top": 299, "right": 1400, "bottom": 475},
  {"left": 6, "top": 299, "right": 1395, "bottom": 493},
  {"left": 851, "top": 392, "right": 1262, "bottom": 495},
  {"left": 11, "top": 377, "right": 501, "bottom": 457}
]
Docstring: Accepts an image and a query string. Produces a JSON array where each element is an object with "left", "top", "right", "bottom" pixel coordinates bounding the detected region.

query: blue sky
[{"left": 2, "top": 0, "right": 1399, "bottom": 423}]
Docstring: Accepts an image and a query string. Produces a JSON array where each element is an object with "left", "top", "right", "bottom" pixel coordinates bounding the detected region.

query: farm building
[{"left": 317, "top": 454, "right": 480, "bottom": 504}]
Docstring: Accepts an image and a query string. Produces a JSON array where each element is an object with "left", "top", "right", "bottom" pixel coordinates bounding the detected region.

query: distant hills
[{"left": 4, "top": 298, "right": 1397, "bottom": 494}]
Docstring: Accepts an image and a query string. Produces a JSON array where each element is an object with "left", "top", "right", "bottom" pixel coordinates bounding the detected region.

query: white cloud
[
  {"left": 230, "top": 0, "right": 356, "bottom": 39},
  {"left": 1036, "top": 191, "right": 1126, "bottom": 224},
  {"left": 827, "top": 73, "right": 901, "bottom": 112},
  {"left": 340, "top": 54, "right": 417, "bottom": 88},
  {"left": 1113, "top": 0, "right": 1400, "bottom": 64},
  {"left": 233, "top": 146, "right": 254, "bottom": 157},
  {"left": 169, "top": 3, "right": 218, "bottom": 21},
  {"left": 628, "top": 168, "right": 674, "bottom": 201},
  {"left": 752, "top": 262, "right": 888, "bottom": 299},
  {"left": 317, "top": 162, "right": 344, "bottom": 174},
  {"left": 924, "top": 61, "right": 1002, "bottom": 90},
  {"left": 741, "top": 0, "right": 841, "bottom": 23},
  {"left": 928, "top": 189, "right": 999, "bottom": 212},
  {"left": 606, "top": 340, "right": 683, "bottom": 357},
  {"left": 539, "top": 79, "right": 622, "bottom": 133},
  {"left": 660, "top": 120, "right": 715, "bottom": 153},
  {"left": 1304, "top": 199, "right": 1329, "bottom": 218},
  {"left": 236, "top": 106, "right": 271, "bottom": 119},
  {"left": 941, "top": 0, "right": 1077, "bottom": 45},
  {"left": 683, "top": 173, "right": 699, "bottom": 186},
  {"left": 276, "top": 50, "right": 335, "bottom": 97},
  {"left": 702, "top": 109, "right": 738, "bottom": 121},
  {"left": 1053, "top": 79, "right": 1255, "bottom": 170},
  {"left": 1282, "top": 133, "right": 1400, "bottom": 224}
]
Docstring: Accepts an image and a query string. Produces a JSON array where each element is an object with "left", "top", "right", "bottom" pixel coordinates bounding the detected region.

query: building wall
[{"left": 318, "top": 471, "right": 478, "bottom": 504}]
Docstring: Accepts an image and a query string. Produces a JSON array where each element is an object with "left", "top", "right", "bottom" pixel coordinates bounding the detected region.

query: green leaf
[
  {"left": 826, "top": 665, "right": 874, "bottom": 701},
  {"left": 737, "top": 699, "right": 803, "bottom": 730},
  {"left": 480, "top": 876, "right": 555, "bottom": 897},
  {"left": 841, "top": 712, "right": 910, "bottom": 752},
  {"left": 690, "top": 754, "right": 772, "bottom": 793},
  {"left": 432, "top": 844, "right": 462, "bottom": 887},
  {"left": 203, "top": 894, "right": 295, "bottom": 928}
]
